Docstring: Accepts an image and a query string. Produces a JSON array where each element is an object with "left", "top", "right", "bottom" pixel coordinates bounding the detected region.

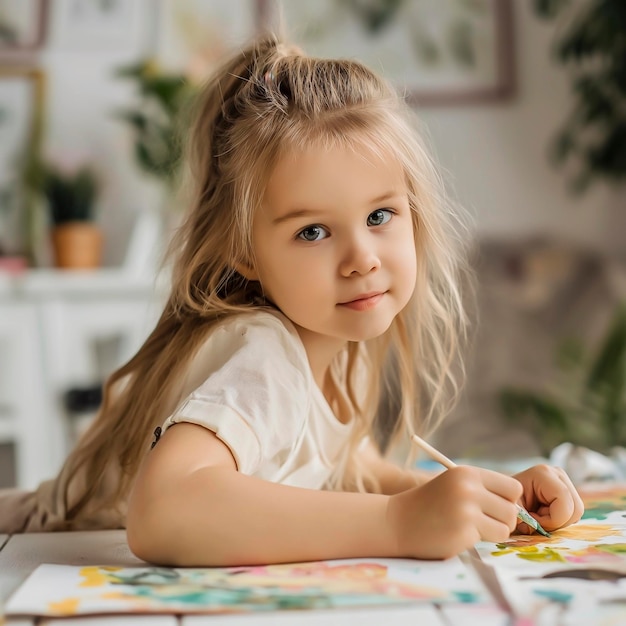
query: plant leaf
[
  {"left": 587, "top": 305, "right": 626, "bottom": 391},
  {"left": 500, "top": 389, "right": 570, "bottom": 430}
]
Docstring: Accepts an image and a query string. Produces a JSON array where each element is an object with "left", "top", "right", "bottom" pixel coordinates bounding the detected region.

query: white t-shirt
[{"left": 161, "top": 309, "right": 354, "bottom": 489}]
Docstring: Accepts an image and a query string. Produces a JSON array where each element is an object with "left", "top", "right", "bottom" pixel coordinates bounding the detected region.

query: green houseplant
[
  {"left": 504, "top": 1, "right": 626, "bottom": 455},
  {"left": 113, "top": 62, "right": 197, "bottom": 269},
  {"left": 534, "top": 0, "right": 626, "bottom": 192},
  {"left": 500, "top": 305, "right": 626, "bottom": 455},
  {"left": 42, "top": 164, "right": 98, "bottom": 226},
  {"left": 115, "top": 61, "right": 195, "bottom": 191},
  {"left": 33, "top": 161, "right": 102, "bottom": 269}
]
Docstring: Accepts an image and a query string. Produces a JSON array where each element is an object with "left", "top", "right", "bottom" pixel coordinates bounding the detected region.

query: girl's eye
[
  {"left": 297, "top": 225, "right": 329, "bottom": 242},
  {"left": 367, "top": 209, "right": 392, "bottom": 227}
]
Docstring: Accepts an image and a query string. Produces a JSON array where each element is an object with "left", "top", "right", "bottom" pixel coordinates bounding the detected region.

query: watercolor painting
[
  {"left": 0, "top": 67, "right": 43, "bottom": 255},
  {"left": 5, "top": 558, "right": 491, "bottom": 618},
  {"left": 0, "top": 0, "right": 47, "bottom": 52},
  {"left": 474, "top": 485, "right": 626, "bottom": 620},
  {"left": 8, "top": 485, "right": 626, "bottom": 622},
  {"left": 52, "top": 0, "right": 145, "bottom": 52},
  {"left": 263, "top": 0, "right": 515, "bottom": 105},
  {"left": 156, "top": 0, "right": 261, "bottom": 79},
  {"left": 578, "top": 483, "right": 626, "bottom": 521}
]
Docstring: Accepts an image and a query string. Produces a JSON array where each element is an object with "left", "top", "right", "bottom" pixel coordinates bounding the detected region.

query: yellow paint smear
[
  {"left": 100, "top": 591, "right": 155, "bottom": 608},
  {"left": 501, "top": 524, "right": 620, "bottom": 548},
  {"left": 79, "top": 565, "right": 122, "bottom": 587},
  {"left": 48, "top": 597, "right": 80, "bottom": 615},
  {"left": 102, "top": 591, "right": 137, "bottom": 600},
  {"left": 557, "top": 524, "right": 622, "bottom": 541}
]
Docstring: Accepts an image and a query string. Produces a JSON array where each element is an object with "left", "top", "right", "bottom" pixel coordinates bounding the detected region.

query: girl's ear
[{"left": 233, "top": 261, "right": 259, "bottom": 282}]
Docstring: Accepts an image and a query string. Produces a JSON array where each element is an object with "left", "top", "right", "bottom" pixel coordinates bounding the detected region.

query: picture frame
[
  {"left": 155, "top": 0, "right": 263, "bottom": 74},
  {"left": 0, "top": 67, "right": 44, "bottom": 257},
  {"left": 50, "top": 0, "right": 149, "bottom": 53},
  {"left": 262, "top": 0, "right": 515, "bottom": 106},
  {"left": 0, "top": 0, "right": 48, "bottom": 53}
]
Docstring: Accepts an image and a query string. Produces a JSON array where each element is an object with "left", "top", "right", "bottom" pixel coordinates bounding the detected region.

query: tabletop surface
[{"left": 4, "top": 486, "right": 626, "bottom": 626}]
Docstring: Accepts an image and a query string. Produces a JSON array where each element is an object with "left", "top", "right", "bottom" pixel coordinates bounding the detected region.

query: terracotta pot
[{"left": 51, "top": 222, "right": 103, "bottom": 269}]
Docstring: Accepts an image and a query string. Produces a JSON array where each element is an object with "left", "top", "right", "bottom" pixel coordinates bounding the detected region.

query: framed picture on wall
[
  {"left": 262, "top": 0, "right": 515, "bottom": 105},
  {"left": 0, "top": 67, "right": 43, "bottom": 257},
  {"left": 0, "top": 0, "right": 48, "bottom": 53},
  {"left": 51, "top": 0, "right": 149, "bottom": 52},
  {"left": 156, "top": 0, "right": 263, "bottom": 76}
]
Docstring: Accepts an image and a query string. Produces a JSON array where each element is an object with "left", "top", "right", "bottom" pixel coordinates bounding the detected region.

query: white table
[
  {"left": 0, "top": 531, "right": 495, "bottom": 626},
  {"left": 5, "top": 525, "right": 626, "bottom": 625}
]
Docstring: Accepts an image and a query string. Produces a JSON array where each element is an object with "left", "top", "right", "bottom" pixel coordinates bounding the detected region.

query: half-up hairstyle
[{"left": 60, "top": 33, "right": 471, "bottom": 524}]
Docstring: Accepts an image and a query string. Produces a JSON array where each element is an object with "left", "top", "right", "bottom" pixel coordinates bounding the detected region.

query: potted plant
[
  {"left": 39, "top": 161, "right": 102, "bottom": 269},
  {"left": 113, "top": 62, "right": 197, "bottom": 270},
  {"left": 500, "top": 305, "right": 626, "bottom": 455},
  {"left": 534, "top": 0, "right": 626, "bottom": 192},
  {"left": 505, "top": 0, "right": 626, "bottom": 454}
]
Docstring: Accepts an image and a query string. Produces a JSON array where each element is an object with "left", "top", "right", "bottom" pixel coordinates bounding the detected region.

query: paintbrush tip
[
  {"left": 517, "top": 505, "right": 551, "bottom": 538},
  {"left": 536, "top": 525, "right": 551, "bottom": 538}
]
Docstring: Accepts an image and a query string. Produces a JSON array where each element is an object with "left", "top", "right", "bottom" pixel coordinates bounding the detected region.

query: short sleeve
[{"left": 161, "top": 312, "right": 310, "bottom": 475}]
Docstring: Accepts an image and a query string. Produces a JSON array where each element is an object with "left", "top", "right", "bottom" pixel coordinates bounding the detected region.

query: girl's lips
[{"left": 339, "top": 292, "right": 385, "bottom": 311}]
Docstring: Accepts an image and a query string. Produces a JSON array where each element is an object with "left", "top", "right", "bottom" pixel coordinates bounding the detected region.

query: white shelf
[
  {"left": 0, "top": 419, "right": 17, "bottom": 444},
  {"left": 0, "top": 267, "right": 168, "bottom": 298},
  {"left": 0, "top": 268, "right": 165, "bottom": 488}
]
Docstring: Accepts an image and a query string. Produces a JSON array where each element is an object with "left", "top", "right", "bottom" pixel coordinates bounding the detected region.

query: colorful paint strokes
[
  {"left": 4, "top": 558, "right": 490, "bottom": 618},
  {"left": 474, "top": 483, "right": 626, "bottom": 621},
  {"left": 9, "top": 483, "right": 626, "bottom": 622},
  {"left": 491, "top": 543, "right": 626, "bottom": 565},
  {"left": 579, "top": 484, "right": 626, "bottom": 521}
]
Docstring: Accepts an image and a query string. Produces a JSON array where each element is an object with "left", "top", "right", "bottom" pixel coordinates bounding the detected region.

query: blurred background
[{"left": 0, "top": 0, "right": 624, "bottom": 489}]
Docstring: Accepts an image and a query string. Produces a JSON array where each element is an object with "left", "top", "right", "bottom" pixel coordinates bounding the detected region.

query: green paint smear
[
  {"left": 596, "top": 543, "right": 626, "bottom": 554},
  {"left": 517, "top": 549, "right": 567, "bottom": 563},
  {"left": 582, "top": 508, "right": 611, "bottom": 520},
  {"left": 493, "top": 544, "right": 567, "bottom": 562},
  {"left": 583, "top": 497, "right": 626, "bottom": 520},
  {"left": 452, "top": 591, "right": 480, "bottom": 603},
  {"left": 491, "top": 549, "right": 512, "bottom": 557},
  {"left": 533, "top": 588, "right": 573, "bottom": 604}
]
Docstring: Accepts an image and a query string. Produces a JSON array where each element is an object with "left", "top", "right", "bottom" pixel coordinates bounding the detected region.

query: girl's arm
[
  {"left": 126, "top": 422, "right": 524, "bottom": 566},
  {"left": 127, "top": 423, "right": 393, "bottom": 566},
  {"left": 356, "top": 441, "right": 585, "bottom": 531}
]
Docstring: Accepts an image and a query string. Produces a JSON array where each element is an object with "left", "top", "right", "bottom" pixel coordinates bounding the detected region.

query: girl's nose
[{"left": 339, "top": 236, "right": 381, "bottom": 277}]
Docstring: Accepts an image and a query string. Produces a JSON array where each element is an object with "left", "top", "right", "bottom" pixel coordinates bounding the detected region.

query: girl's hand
[
  {"left": 513, "top": 464, "right": 584, "bottom": 533},
  {"left": 387, "top": 466, "right": 523, "bottom": 560}
]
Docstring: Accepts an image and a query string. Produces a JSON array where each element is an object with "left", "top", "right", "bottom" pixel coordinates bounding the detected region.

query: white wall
[
  {"left": 36, "top": 0, "right": 622, "bottom": 266},
  {"left": 417, "top": 1, "right": 619, "bottom": 253}
]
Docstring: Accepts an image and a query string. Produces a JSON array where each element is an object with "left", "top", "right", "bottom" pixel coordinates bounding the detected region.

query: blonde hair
[{"left": 62, "top": 34, "right": 470, "bottom": 522}]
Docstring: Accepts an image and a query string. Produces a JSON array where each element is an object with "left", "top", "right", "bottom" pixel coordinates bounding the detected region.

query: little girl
[{"left": 1, "top": 35, "right": 583, "bottom": 564}]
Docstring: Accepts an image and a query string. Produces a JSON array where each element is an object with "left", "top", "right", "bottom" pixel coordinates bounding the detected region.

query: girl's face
[{"left": 247, "top": 141, "right": 417, "bottom": 366}]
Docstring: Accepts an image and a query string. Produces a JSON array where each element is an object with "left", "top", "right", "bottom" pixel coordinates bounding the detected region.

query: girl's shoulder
[
  {"left": 187, "top": 307, "right": 309, "bottom": 386},
  {"left": 213, "top": 308, "right": 302, "bottom": 351}
]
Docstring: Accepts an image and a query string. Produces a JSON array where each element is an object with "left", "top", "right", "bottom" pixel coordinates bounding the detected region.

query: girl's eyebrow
[
  {"left": 272, "top": 207, "right": 319, "bottom": 225},
  {"left": 272, "top": 191, "right": 403, "bottom": 225}
]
